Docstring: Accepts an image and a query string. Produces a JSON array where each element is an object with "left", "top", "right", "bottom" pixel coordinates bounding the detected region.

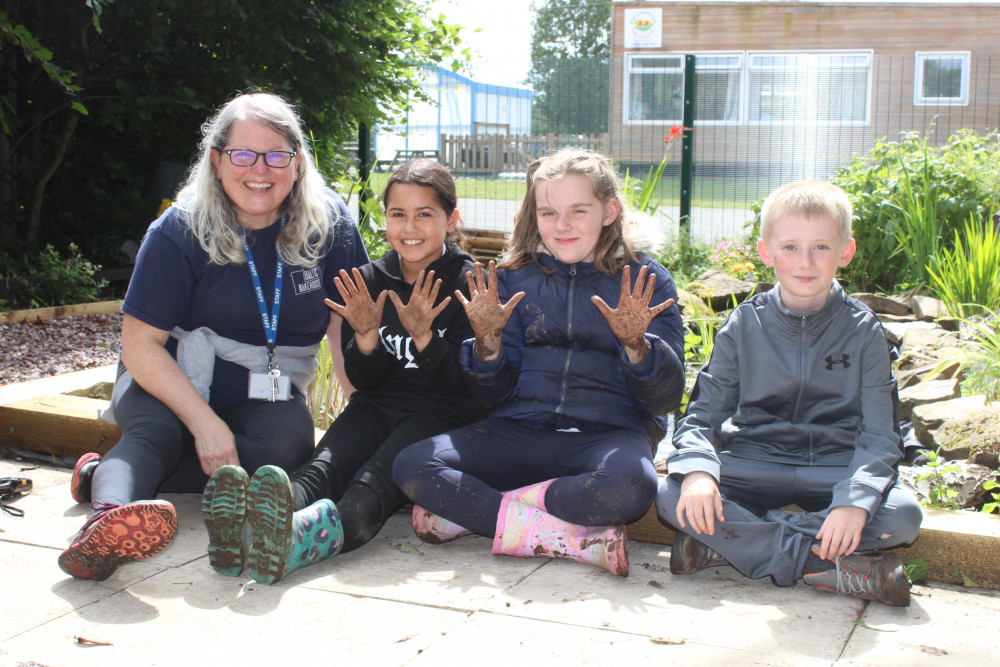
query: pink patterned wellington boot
[
  {"left": 411, "top": 506, "right": 473, "bottom": 544},
  {"left": 492, "top": 497, "right": 629, "bottom": 576}
]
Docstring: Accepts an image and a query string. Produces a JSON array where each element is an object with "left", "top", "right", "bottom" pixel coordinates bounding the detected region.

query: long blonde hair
[
  {"left": 501, "top": 148, "right": 637, "bottom": 275},
  {"left": 175, "top": 92, "right": 337, "bottom": 267}
]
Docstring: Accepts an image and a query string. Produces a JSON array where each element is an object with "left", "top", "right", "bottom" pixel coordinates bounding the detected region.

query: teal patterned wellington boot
[
  {"left": 202, "top": 465, "right": 250, "bottom": 577},
  {"left": 246, "top": 465, "right": 344, "bottom": 585}
]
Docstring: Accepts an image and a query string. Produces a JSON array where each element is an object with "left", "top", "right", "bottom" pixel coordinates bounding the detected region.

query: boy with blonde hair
[{"left": 656, "top": 180, "right": 922, "bottom": 606}]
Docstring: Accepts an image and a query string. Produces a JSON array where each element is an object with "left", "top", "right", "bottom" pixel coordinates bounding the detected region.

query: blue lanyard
[{"left": 241, "top": 222, "right": 284, "bottom": 353}]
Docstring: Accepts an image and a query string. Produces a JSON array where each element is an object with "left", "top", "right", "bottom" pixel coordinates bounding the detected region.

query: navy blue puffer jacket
[{"left": 460, "top": 252, "right": 686, "bottom": 446}]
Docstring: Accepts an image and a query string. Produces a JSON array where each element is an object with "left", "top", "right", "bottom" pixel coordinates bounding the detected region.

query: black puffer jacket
[{"left": 461, "top": 251, "right": 685, "bottom": 446}]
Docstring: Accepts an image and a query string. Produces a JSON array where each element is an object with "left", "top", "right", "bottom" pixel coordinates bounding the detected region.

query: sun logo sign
[{"left": 625, "top": 8, "right": 662, "bottom": 49}]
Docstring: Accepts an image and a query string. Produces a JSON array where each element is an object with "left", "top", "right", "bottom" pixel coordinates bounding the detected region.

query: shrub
[
  {"left": 0, "top": 244, "right": 108, "bottom": 309},
  {"left": 829, "top": 128, "right": 1000, "bottom": 293}
]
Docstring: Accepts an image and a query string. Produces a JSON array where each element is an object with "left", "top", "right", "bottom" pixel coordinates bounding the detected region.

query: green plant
[
  {"left": 931, "top": 310, "right": 1000, "bottom": 402},
  {"left": 336, "top": 175, "right": 390, "bottom": 260},
  {"left": 706, "top": 238, "right": 768, "bottom": 282},
  {"left": 927, "top": 214, "right": 1000, "bottom": 318},
  {"left": 3, "top": 243, "right": 109, "bottom": 309},
  {"left": 889, "top": 142, "right": 943, "bottom": 289},
  {"left": 676, "top": 299, "right": 723, "bottom": 416},
  {"left": 824, "top": 128, "right": 1000, "bottom": 293},
  {"left": 952, "top": 572, "right": 980, "bottom": 588},
  {"left": 905, "top": 558, "right": 928, "bottom": 584},
  {"left": 308, "top": 338, "right": 347, "bottom": 429},
  {"left": 622, "top": 125, "right": 687, "bottom": 216},
  {"left": 915, "top": 447, "right": 963, "bottom": 509},
  {"left": 982, "top": 470, "right": 999, "bottom": 515}
]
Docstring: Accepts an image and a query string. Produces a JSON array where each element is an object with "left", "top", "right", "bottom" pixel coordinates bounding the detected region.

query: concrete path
[{"left": 2, "top": 458, "right": 997, "bottom": 666}]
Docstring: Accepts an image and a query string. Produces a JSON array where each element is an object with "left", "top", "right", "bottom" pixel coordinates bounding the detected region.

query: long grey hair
[{"left": 175, "top": 92, "right": 335, "bottom": 267}]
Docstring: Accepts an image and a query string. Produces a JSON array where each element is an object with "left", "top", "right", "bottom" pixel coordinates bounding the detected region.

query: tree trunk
[{"left": 26, "top": 108, "right": 77, "bottom": 247}]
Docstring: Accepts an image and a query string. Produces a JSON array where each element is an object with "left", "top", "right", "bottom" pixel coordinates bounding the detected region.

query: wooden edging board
[{"left": 0, "top": 300, "right": 123, "bottom": 324}]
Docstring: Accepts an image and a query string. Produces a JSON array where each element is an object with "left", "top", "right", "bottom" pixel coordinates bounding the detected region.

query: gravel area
[{"left": 0, "top": 314, "right": 122, "bottom": 385}]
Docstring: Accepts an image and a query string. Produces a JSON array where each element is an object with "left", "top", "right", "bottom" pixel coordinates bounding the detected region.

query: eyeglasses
[{"left": 216, "top": 148, "right": 297, "bottom": 168}]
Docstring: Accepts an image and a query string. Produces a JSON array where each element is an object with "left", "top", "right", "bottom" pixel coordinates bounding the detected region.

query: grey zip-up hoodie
[{"left": 667, "top": 281, "right": 902, "bottom": 519}]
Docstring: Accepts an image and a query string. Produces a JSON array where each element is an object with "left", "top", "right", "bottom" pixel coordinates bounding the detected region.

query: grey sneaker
[
  {"left": 669, "top": 532, "right": 729, "bottom": 575},
  {"left": 802, "top": 548, "right": 910, "bottom": 607}
]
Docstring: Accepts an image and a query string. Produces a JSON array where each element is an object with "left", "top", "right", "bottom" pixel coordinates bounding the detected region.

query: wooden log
[
  {"left": 0, "top": 394, "right": 120, "bottom": 456},
  {"left": 0, "top": 300, "right": 123, "bottom": 324}
]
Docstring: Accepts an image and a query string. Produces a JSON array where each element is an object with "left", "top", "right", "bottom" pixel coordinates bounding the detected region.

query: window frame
[
  {"left": 622, "top": 49, "right": 872, "bottom": 127},
  {"left": 622, "top": 52, "right": 744, "bottom": 126},
  {"left": 913, "top": 51, "right": 971, "bottom": 106}
]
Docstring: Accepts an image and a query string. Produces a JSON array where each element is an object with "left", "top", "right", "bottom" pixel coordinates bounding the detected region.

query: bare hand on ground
[
  {"left": 388, "top": 270, "right": 450, "bottom": 352},
  {"left": 591, "top": 265, "right": 675, "bottom": 363},
  {"left": 325, "top": 268, "right": 388, "bottom": 355},
  {"left": 675, "top": 471, "right": 724, "bottom": 536},
  {"left": 455, "top": 261, "right": 525, "bottom": 361}
]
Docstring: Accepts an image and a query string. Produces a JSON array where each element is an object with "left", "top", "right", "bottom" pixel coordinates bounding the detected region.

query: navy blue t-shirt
[{"left": 122, "top": 192, "right": 369, "bottom": 412}]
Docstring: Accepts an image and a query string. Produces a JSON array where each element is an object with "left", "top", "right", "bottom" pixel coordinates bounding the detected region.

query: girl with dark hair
[
  {"left": 392, "top": 148, "right": 686, "bottom": 576},
  {"left": 203, "top": 159, "right": 488, "bottom": 584}
]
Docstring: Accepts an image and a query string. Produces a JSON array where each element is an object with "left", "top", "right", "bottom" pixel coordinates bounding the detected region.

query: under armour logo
[{"left": 825, "top": 354, "right": 850, "bottom": 370}]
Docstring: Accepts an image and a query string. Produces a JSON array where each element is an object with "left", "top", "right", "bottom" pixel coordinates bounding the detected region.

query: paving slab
[
  {"left": 3, "top": 457, "right": 999, "bottom": 666},
  {"left": 410, "top": 609, "right": 829, "bottom": 666},
  {"left": 840, "top": 584, "right": 1000, "bottom": 665}
]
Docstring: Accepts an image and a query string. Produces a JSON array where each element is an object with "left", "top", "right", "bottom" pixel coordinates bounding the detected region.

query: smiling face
[
  {"left": 535, "top": 174, "right": 619, "bottom": 265},
  {"left": 757, "top": 213, "right": 856, "bottom": 314},
  {"left": 384, "top": 182, "right": 459, "bottom": 283},
  {"left": 211, "top": 120, "right": 301, "bottom": 230}
]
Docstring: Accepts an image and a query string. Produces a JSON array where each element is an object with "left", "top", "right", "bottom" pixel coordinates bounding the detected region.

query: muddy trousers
[
  {"left": 291, "top": 400, "right": 456, "bottom": 554},
  {"left": 93, "top": 362, "right": 315, "bottom": 508},
  {"left": 655, "top": 454, "right": 923, "bottom": 587},
  {"left": 392, "top": 417, "right": 658, "bottom": 537}
]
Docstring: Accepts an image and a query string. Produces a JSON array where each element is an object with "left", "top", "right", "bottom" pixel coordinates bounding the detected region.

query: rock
[
  {"left": 675, "top": 288, "right": 710, "bottom": 317},
  {"left": 687, "top": 270, "right": 756, "bottom": 310},
  {"left": 970, "top": 449, "right": 1000, "bottom": 470},
  {"left": 912, "top": 395, "right": 989, "bottom": 449},
  {"left": 928, "top": 407, "right": 1000, "bottom": 462},
  {"left": 898, "top": 461, "right": 995, "bottom": 509},
  {"left": 909, "top": 294, "right": 948, "bottom": 322},
  {"left": 850, "top": 293, "right": 912, "bottom": 316},
  {"left": 900, "top": 326, "right": 951, "bottom": 355},
  {"left": 898, "top": 378, "right": 961, "bottom": 421},
  {"left": 883, "top": 320, "right": 936, "bottom": 348}
]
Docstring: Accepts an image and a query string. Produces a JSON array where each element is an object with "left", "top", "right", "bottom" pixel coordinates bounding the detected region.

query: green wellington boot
[
  {"left": 202, "top": 465, "right": 250, "bottom": 577},
  {"left": 246, "top": 465, "right": 345, "bottom": 585}
]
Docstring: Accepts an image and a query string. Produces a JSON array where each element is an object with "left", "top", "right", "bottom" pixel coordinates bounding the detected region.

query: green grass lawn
[{"left": 352, "top": 171, "right": 774, "bottom": 210}]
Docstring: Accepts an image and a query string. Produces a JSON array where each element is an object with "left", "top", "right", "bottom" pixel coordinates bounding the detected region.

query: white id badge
[{"left": 248, "top": 372, "right": 291, "bottom": 401}]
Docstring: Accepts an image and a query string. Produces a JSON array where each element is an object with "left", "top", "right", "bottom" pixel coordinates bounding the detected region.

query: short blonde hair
[{"left": 760, "top": 180, "right": 852, "bottom": 242}]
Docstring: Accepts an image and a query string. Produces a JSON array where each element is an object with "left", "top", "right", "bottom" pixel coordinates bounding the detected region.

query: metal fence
[{"left": 371, "top": 54, "right": 1000, "bottom": 242}]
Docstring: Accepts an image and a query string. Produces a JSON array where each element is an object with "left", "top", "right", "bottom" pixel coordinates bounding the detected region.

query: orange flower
[{"left": 665, "top": 125, "right": 690, "bottom": 142}]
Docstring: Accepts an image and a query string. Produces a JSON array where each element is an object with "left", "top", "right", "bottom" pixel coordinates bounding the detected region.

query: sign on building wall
[{"left": 623, "top": 8, "right": 662, "bottom": 49}]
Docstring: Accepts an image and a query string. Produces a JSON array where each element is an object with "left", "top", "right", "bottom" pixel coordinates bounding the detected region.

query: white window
[
  {"left": 914, "top": 52, "right": 970, "bottom": 106},
  {"left": 623, "top": 51, "right": 870, "bottom": 126},
  {"left": 624, "top": 53, "right": 742, "bottom": 125},
  {"left": 747, "top": 51, "right": 871, "bottom": 125}
]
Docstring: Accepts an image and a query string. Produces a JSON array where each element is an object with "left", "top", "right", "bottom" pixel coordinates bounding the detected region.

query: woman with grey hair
[{"left": 59, "top": 92, "right": 369, "bottom": 581}]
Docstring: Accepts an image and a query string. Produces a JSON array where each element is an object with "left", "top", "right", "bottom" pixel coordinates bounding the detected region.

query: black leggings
[
  {"left": 290, "top": 400, "right": 454, "bottom": 554},
  {"left": 392, "top": 417, "right": 658, "bottom": 537},
  {"left": 92, "top": 363, "right": 315, "bottom": 507}
]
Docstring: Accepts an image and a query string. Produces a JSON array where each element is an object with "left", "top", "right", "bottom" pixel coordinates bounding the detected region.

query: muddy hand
[
  {"left": 388, "top": 270, "right": 450, "bottom": 352},
  {"left": 455, "top": 260, "right": 525, "bottom": 360},
  {"left": 326, "top": 268, "right": 387, "bottom": 355},
  {"left": 591, "top": 265, "right": 675, "bottom": 363}
]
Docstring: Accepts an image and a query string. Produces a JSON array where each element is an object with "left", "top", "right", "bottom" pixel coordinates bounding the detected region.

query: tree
[
  {"left": 526, "top": 0, "right": 610, "bottom": 135},
  {"left": 0, "top": 0, "right": 462, "bottom": 259}
]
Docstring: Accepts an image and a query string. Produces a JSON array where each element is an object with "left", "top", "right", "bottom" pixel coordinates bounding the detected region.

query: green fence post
[
  {"left": 358, "top": 123, "right": 372, "bottom": 226},
  {"left": 680, "top": 54, "right": 696, "bottom": 238}
]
